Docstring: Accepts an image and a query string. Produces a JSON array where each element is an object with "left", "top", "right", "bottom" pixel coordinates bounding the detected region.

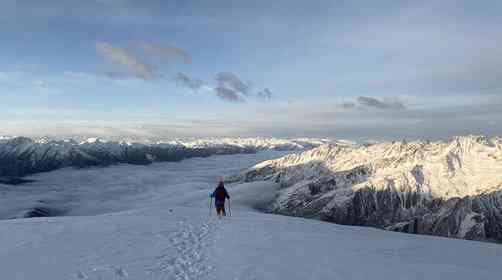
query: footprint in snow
[
  {"left": 114, "top": 267, "right": 129, "bottom": 278},
  {"left": 73, "top": 267, "right": 128, "bottom": 280},
  {"left": 74, "top": 270, "right": 88, "bottom": 279}
]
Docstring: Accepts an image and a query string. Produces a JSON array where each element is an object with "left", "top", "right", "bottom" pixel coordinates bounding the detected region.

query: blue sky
[{"left": 1, "top": 0, "right": 502, "bottom": 139}]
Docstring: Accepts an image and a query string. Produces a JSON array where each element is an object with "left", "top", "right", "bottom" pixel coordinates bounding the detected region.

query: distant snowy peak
[
  {"left": 235, "top": 135, "right": 502, "bottom": 242},
  {"left": 81, "top": 137, "right": 104, "bottom": 144},
  {"left": 0, "top": 136, "right": 351, "bottom": 149},
  {"left": 0, "top": 136, "right": 343, "bottom": 177},
  {"left": 156, "top": 137, "right": 351, "bottom": 150}
]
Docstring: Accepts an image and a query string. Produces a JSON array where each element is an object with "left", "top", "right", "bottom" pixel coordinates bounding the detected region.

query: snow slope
[
  {"left": 233, "top": 135, "right": 502, "bottom": 242},
  {"left": 2, "top": 203, "right": 502, "bottom": 280},
  {"left": 0, "top": 151, "right": 501, "bottom": 279}
]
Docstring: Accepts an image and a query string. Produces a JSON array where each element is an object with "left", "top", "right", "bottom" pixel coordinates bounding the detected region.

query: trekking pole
[
  {"left": 209, "top": 196, "right": 212, "bottom": 216},
  {"left": 228, "top": 199, "right": 232, "bottom": 217}
]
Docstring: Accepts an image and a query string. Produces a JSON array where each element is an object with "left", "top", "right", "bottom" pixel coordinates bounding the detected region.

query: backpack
[{"left": 214, "top": 187, "right": 227, "bottom": 201}]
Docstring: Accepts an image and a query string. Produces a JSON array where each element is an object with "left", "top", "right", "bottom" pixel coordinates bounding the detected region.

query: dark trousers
[{"left": 215, "top": 200, "right": 226, "bottom": 216}]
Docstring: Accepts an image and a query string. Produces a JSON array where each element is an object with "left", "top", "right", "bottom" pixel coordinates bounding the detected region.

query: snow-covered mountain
[
  {"left": 1, "top": 153, "right": 501, "bottom": 280},
  {"left": 0, "top": 136, "right": 342, "bottom": 178},
  {"left": 233, "top": 135, "right": 502, "bottom": 242}
]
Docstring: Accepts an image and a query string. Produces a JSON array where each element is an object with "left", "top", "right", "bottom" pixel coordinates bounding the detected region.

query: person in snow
[{"left": 211, "top": 177, "right": 230, "bottom": 216}]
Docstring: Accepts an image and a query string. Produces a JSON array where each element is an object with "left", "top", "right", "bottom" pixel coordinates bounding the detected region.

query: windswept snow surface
[{"left": 0, "top": 151, "right": 501, "bottom": 279}]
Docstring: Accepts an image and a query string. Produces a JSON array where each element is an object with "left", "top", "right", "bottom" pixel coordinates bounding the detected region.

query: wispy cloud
[
  {"left": 339, "top": 102, "right": 356, "bottom": 109},
  {"left": 96, "top": 42, "right": 155, "bottom": 80},
  {"left": 174, "top": 72, "right": 272, "bottom": 103},
  {"left": 257, "top": 88, "right": 273, "bottom": 99},
  {"left": 140, "top": 43, "right": 191, "bottom": 63},
  {"left": 214, "top": 87, "right": 245, "bottom": 103},
  {"left": 357, "top": 96, "right": 406, "bottom": 110},
  {"left": 94, "top": 41, "right": 272, "bottom": 104},
  {"left": 95, "top": 42, "right": 191, "bottom": 81},
  {"left": 173, "top": 72, "right": 205, "bottom": 92},
  {"left": 214, "top": 72, "right": 250, "bottom": 96}
]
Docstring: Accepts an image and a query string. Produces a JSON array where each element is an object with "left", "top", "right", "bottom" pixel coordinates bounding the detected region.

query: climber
[{"left": 210, "top": 177, "right": 230, "bottom": 216}]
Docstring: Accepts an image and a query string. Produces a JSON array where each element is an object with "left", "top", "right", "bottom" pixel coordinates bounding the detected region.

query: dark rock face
[
  {"left": 271, "top": 174, "right": 502, "bottom": 242},
  {"left": 0, "top": 177, "right": 36, "bottom": 185},
  {"left": 6, "top": 202, "right": 67, "bottom": 219},
  {"left": 21, "top": 206, "right": 66, "bottom": 218},
  {"left": 320, "top": 188, "right": 501, "bottom": 242}
]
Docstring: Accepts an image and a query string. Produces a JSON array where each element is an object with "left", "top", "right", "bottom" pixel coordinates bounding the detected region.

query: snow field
[{"left": 0, "top": 151, "right": 501, "bottom": 279}]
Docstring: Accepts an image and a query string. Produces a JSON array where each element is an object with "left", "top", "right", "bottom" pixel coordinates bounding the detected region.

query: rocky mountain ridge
[
  {"left": 0, "top": 136, "right": 340, "bottom": 178},
  {"left": 233, "top": 135, "right": 502, "bottom": 242}
]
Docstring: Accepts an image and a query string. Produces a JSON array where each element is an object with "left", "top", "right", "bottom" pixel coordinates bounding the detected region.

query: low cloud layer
[
  {"left": 96, "top": 42, "right": 155, "bottom": 80},
  {"left": 5, "top": 94, "right": 502, "bottom": 140},
  {"left": 357, "top": 96, "right": 406, "bottom": 110}
]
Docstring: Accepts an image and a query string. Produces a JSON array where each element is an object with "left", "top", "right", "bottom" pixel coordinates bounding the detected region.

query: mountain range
[
  {"left": 232, "top": 135, "right": 502, "bottom": 242},
  {"left": 0, "top": 136, "right": 338, "bottom": 178}
]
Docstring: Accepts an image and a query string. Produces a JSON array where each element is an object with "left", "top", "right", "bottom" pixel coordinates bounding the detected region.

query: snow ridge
[{"left": 234, "top": 135, "right": 502, "bottom": 242}]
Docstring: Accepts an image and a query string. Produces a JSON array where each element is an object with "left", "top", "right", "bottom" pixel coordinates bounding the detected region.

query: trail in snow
[
  {"left": 69, "top": 216, "right": 221, "bottom": 280},
  {"left": 148, "top": 218, "right": 218, "bottom": 280},
  {"left": 57, "top": 208, "right": 223, "bottom": 280}
]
